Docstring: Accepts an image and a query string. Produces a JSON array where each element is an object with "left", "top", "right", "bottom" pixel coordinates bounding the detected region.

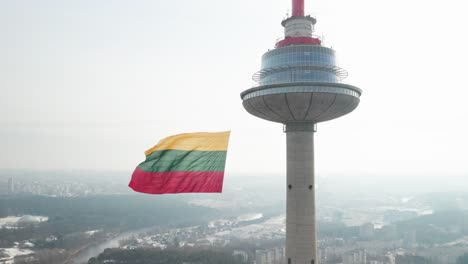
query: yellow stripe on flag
[{"left": 145, "top": 131, "right": 231, "bottom": 155}]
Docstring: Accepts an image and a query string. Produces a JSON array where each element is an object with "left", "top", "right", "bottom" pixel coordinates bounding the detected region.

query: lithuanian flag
[{"left": 129, "top": 131, "right": 230, "bottom": 194}]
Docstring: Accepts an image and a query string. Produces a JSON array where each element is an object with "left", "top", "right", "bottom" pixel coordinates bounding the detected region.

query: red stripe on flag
[{"left": 128, "top": 168, "right": 224, "bottom": 194}]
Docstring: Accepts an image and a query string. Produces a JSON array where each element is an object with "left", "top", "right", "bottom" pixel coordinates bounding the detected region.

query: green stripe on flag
[{"left": 137, "top": 149, "right": 227, "bottom": 173}]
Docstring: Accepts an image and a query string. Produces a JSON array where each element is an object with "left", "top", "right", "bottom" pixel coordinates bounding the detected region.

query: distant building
[
  {"left": 403, "top": 230, "right": 416, "bottom": 249},
  {"left": 343, "top": 249, "right": 367, "bottom": 264},
  {"left": 255, "top": 250, "right": 268, "bottom": 264},
  {"left": 255, "top": 248, "right": 285, "bottom": 264},
  {"left": 233, "top": 250, "right": 249, "bottom": 262},
  {"left": 379, "top": 224, "right": 398, "bottom": 240},
  {"left": 385, "top": 252, "right": 396, "bottom": 264},
  {"left": 359, "top": 223, "right": 375, "bottom": 240},
  {"left": 7, "top": 177, "right": 14, "bottom": 194},
  {"left": 318, "top": 247, "right": 328, "bottom": 263},
  {"left": 273, "top": 247, "right": 285, "bottom": 264}
]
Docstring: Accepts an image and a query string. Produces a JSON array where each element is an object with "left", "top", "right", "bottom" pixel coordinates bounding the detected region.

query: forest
[
  {"left": 0, "top": 194, "right": 225, "bottom": 248},
  {"left": 87, "top": 248, "right": 246, "bottom": 264}
]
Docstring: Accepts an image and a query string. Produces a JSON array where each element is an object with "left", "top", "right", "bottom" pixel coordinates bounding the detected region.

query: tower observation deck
[{"left": 240, "top": 0, "right": 362, "bottom": 263}]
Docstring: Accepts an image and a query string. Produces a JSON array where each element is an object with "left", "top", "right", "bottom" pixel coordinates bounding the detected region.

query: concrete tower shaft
[
  {"left": 240, "top": 0, "right": 361, "bottom": 263},
  {"left": 286, "top": 125, "right": 317, "bottom": 264}
]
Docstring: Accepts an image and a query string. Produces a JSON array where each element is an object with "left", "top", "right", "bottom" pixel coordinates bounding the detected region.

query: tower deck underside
[{"left": 241, "top": 83, "right": 360, "bottom": 124}]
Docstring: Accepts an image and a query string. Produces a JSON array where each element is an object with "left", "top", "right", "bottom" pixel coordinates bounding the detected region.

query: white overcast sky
[{"left": 1, "top": 0, "right": 467, "bottom": 177}]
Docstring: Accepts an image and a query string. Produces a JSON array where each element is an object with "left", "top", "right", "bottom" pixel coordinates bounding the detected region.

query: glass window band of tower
[
  {"left": 253, "top": 65, "right": 348, "bottom": 85},
  {"left": 262, "top": 51, "right": 335, "bottom": 69},
  {"left": 261, "top": 45, "right": 336, "bottom": 69},
  {"left": 241, "top": 84, "right": 361, "bottom": 100},
  {"left": 260, "top": 70, "right": 337, "bottom": 85},
  {"left": 255, "top": 45, "right": 345, "bottom": 85}
]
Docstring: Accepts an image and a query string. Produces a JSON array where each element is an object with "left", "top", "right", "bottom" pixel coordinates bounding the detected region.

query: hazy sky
[{"left": 1, "top": 0, "right": 467, "bottom": 177}]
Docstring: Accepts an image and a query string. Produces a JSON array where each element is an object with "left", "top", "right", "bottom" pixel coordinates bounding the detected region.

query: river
[{"left": 71, "top": 227, "right": 154, "bottom": 264}]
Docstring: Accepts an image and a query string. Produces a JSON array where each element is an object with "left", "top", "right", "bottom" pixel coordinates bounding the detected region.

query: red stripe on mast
[{"left": 292, "top": 0, "right": 304, "bottom": 16}]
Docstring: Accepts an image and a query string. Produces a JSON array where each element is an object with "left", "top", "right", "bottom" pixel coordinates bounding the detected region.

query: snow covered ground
[
  {"left": 0, "top": 247, "right": 34, "bottom": 264},
  {"left": 85, "top": 229, "right": 102, "bottom": 236},
  {"left": 0, "top": 215, "right": 48, "bottom": 229},
  {"left": 236, "top": 213, "right": 263, "bottom": 222},
  {"left": 0, "top": 217, "right": 21, "bottom": 227}
]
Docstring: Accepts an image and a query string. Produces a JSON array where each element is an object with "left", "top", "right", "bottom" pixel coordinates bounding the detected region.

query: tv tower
[{"left": 240, "top": 0, "right": 362, "bottom": 263}]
